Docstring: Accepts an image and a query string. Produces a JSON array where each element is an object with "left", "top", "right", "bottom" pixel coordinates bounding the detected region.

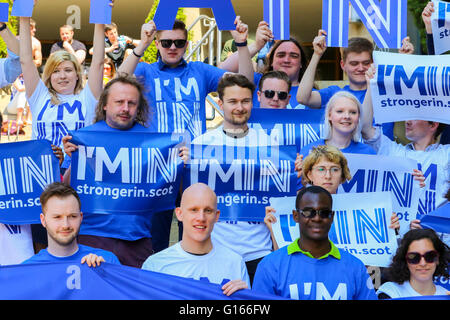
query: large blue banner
[
  {"left": 186, "top": 144, "right": 297, "bottom": 222},
  {"left": 0, "top": 140, "right": 60, "bottom": 225},
  {"left": 0, "top": 262, "right": 281, "bottom": 300},
  {"left": 247, "top": 108, "right": 324, "bottom": 152},
  {"left": 70, "top": 131, "right": 183, "bottom": 215}
]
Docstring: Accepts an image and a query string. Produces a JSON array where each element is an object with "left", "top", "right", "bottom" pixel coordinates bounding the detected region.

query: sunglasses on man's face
[
  {"left": 159, "top": 39, "right": 187, "bottom": 49},
  {"left": 295, "top": 208, "right": 334, "bottom": 219},
  {"left": 405, "top": 250, "right": 439, "bottom": 265},
  {"left": 262, "top": 90, "right": 289, "bottom": 100}
]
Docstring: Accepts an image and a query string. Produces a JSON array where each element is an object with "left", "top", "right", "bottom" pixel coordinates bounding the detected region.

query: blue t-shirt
[
  {"left": 318, "top": 85, "right": 394, "bottom": 140},
  {"left": 252, "top": 240, "right": 377, "bottom": 300},
  {"left": 253, "top": 72, "right": 310, "bottom": 110},
  {"left": 22, "top": 244, "right": 120, "bottom": 265},
  {"left": 72, "top": 121, "right": 155, "bottom": 241},
  {"left": 135, "top": 59, "right": 226, "bottom": 139}
]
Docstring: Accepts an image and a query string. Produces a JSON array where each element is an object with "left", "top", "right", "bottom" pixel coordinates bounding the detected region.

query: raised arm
[
  {"left": 360, "top": 64, "right": 377, "bottom": 140},
  {"left": 19, "top": 17, "right": 40, "bottom": 98},
  {"left": 88, "top": 23, "right": 107, "bottom": 99},
  {"left": 296, "top": 29, "right": 327, "bottom": 109},
  {"left": 0, "top": 22, "right": 19, "bottom": 55},
  {"left": 231, "top": 16, "right": 254, "bottom": 83},
  {"left": 218, "top": 20, "right": 273, "bottom": 72},
  {"left": 117, "top": 21, "right": 156, "bottom": 76}
]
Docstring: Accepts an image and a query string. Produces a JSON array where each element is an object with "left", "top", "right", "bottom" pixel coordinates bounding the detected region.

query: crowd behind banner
[{"left": 0, "top": 0, "right": 449, "bottom": 301}]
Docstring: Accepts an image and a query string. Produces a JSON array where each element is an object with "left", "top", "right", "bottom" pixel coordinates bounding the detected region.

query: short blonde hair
[
  {"left": 42, "top": 51, "right": 83, "bottom": 105},
  {"left": 322, "top": 91, "right": 363, "bottom": 142},
  {"left": 301, "top": 145, "right": 352, "bottom": 186}
]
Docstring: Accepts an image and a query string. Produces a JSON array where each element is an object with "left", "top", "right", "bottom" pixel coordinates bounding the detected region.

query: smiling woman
[{"left": 19, "top": 12, "right": 106, "bottom": 149}]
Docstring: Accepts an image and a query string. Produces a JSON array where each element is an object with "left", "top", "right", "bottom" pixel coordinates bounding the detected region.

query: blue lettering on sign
[
  {"left": 4, "top": 224, "right": 21, "bottom": 235},
  {"left": 154, "top": 0, "right": 236, "bottom": 30},
  {"left": 382, "top": 171, "right": 413, "bottom": 208},
  {"left": 353, "top": 208, "right": 389, "bottom": 244},
  {"left": 279, "top": 213, "right": 296, "bottom": 242},
  {"left": 438, "top": 2, "right": 450, "bottom": 28}
]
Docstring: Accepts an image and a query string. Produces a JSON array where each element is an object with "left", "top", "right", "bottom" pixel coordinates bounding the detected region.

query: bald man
[{"left": 142, "top": 183, "right": 250, "bottom": 296}]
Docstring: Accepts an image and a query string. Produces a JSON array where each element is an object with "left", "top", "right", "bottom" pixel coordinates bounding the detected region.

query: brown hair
[
  {"left": 258, "top": 70, "right": 292, "bottom": 92},
  {"left": 302, "top": 145, "right": 352, "bottom": 186},
  {"left": 40, "top": 182, "right": 81, "bottom": 213},
  {"left": 217, "top": 73, "right": 255, "bottom": 100},
  {"left": 94, "top": 74, "right": 150, "bottom": 126},
  {"left": 156, "top": 19, "right": 188, "bottom": 40},
  {"left": 342, "top": 37, "right": 374, "bottom": 62}
]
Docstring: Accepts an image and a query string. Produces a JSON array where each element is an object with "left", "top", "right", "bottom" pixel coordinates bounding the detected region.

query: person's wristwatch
[{"left": 0, "top": 23, "right": 7, "bottom": 32}]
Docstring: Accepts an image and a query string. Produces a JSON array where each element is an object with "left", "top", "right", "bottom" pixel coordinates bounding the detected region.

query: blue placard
[
  {"left": 69, "top": 130, "right": 183, "bottom": 215},
  {"left": 0, "top": 262, "right": 283, "bottom": 300},
  {"left": 11, "top": 0, "right": 34, "bottom": 17},
  {"left": 154, "top": 0, "right": 237, "bottom": 30},
  {"left": 89, "top": 0, "right": 112, "bottom": 24},
  {"left": 186, "top": 144, "right": 297, "bottom": 222},
  {"left": 418, "top": 203, "right": 450, "bottom": 234},
  {"left": 264, "top": 0, "right": 290, "bottom": 40},
  {"left": 0, "top": 140, "right": 61, "bottom": 225},
  {"left": 322, "top": 0, "right": 407, "bottom": 49},
  {"left": 0, "top": 3, "right": 9, "bottom": 22},
  {"left": 247, "top": 108, "right": 324, "bottom": 152}
]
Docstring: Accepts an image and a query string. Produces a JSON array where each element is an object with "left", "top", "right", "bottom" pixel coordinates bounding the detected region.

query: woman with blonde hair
[{"left": 19, "top": 10, "right": 107, "bottom": 149}]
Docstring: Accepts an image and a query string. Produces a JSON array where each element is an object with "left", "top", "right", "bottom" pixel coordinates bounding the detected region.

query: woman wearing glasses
[{"left": 376, "top": 229, "right": 449, "bottom": 299}]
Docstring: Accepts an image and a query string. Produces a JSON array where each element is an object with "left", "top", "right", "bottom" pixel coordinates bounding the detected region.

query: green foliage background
[{"left": 0, "top": 0, "right": 17, "bottom": 58}]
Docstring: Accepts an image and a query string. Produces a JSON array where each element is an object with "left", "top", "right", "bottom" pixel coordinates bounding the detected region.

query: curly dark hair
[{"left": 386, "top": 229, "right": 449, "bottom": 284}]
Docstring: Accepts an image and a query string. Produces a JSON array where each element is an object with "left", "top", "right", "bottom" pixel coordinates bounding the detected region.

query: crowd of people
[{"left": 0, "top": 0, "right": 448, "bottom": 300}]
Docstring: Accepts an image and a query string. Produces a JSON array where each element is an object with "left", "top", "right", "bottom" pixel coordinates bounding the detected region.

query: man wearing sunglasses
[
  {"left": 257, "top": 71, "right": 291, "bottom": 109},
  {"left": 253, "top": 186, "right": 377, "bottom": 300}
]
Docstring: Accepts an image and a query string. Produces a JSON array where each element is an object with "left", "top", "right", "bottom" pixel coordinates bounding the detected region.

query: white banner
[
  {"left": 270, "top": 192, "right": 398, "bottom": 267},
  {"left": 431, "top": 0, "right": 450, "bottom": 55},
  {"left": 370, "top": 51, "right": 450, "bottom": 125},
  {"left": 339, "top": 154, "right": 421, "bottom": 236}
]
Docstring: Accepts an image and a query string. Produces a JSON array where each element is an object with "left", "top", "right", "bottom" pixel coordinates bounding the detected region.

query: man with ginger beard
[{"left": 61, "top": 75, "right": 188, "bottom": 268}]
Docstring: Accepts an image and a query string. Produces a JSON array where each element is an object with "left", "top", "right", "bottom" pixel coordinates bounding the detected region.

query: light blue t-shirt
[
  {"left": 252, "top": 239, "right": 377, "bottom": 300},
  {"left": 135, "top": 59, "right": 226, "bottom": 139},
  {"left": 22, "top": 244, "right": 120, "bottom": 265}
]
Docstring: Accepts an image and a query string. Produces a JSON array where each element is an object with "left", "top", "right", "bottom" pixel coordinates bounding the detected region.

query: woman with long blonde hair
[{"left": 19, "top": 11, "right": 107, "bottom": 148}]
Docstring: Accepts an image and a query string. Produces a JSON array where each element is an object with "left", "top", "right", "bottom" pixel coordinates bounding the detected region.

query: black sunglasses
[
  {"left": 159, "top": 39, "right": 187, "bottom": 49},
  {"left": 263, "top": 90, "right": 289, "bottom": 100},
  {"left": 296, "top": 208, "right": 334, "bottom": 219},
  {"left": 405, "top": 250, "right": 439, "bottom": 264}
]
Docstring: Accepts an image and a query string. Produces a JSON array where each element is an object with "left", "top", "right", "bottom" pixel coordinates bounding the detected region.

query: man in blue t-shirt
[
  {"left": 62, "top": 75, "right": 189, "bottom": 268},
  {"left": 117, "top": 17, "right": 253, "bottom": 252},
  {"left": 22, "top": 182, "right": 120, "bottom": 266},
  {"left": 252, "top": 186, "right": 377, "bottom": 300}
]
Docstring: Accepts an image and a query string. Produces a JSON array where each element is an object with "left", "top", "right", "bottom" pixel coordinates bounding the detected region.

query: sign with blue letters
[
  {"left": 0, "top": 262, "right": 281, "bottom": 300},
  {"left": 322, "top": 0, "right": 407, "bottom": 49},
  {"left": 11, "top": 0, "right": 34, "bottom": 17},
  {"left": 431, "top": 0, "right": 450, "bottom": 55},
  {"left": 371, "top": 51, "right": 450, "bottom": 124},
  {"left": 0, "top": 140, "right": 60, "bottom": 225},
  {"left": 0, "top": 3, "right": 9, "bottom": 22},
  {"left": 270, "top": 192, "right": 398, "bottom": 267},
  {"left": 264, "top": 0, "right": 290, "bottom": 40},
  {"left": 247, "top": 108, "right": 325, "bottom": 153},
  {"left": 70, "top": 131, "right": 183, "bottom": 215},
  {"left": 154, "top": 0, "right": 237, "bottom": 30},
  {"left": 186, "top": 144, "right": 297, "bottom": 222}
]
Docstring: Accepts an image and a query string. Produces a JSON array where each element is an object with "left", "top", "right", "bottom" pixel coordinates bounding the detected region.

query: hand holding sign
[
  {"left": 254, "top": 21, "right": 273, "bottom": 51},
  {"left": 231, "top": 16, "right": 248, "bottom": 44},
  {"left": 422, "top": 1, "right": 435, "bottom": 34},
  {"left": 312, "top": 29, "right": 327, "bottom": 58},
  {"left": 398, "top": 36, "right": 415, "bottom": 55},
  {"left": 141, "top": 21, "right": 157, "bottom": 49}
]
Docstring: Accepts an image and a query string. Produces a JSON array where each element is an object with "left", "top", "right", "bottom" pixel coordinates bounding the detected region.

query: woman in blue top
[{"left": 300, "top": 90, "right": 376, "bottom": 159}]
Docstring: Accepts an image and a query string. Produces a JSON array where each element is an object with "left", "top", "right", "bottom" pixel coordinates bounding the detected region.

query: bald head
[{"left": 180, "top": 183, "right": 217, "bottom": 209}]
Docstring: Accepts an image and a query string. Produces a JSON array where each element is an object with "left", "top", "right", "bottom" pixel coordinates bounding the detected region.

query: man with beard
[{"left": 22, "top": 182, "right": 120, "bottom": 266}]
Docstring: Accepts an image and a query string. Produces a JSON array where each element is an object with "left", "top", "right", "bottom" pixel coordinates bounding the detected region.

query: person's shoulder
[
  {"left": 353, "top": 141, "right": 377, "bottom": 154},
  {"left": 191, "top": 126, "right": 223, "bottom": 145},
  {"left": 338, "top": 248, "right": 367, "bottom": 268},
  {"left": 259, "top": 245, "right": 289, "bottom": 267},
  {"left": 300, "top": 139, "right": 325, "bottom": 156}
]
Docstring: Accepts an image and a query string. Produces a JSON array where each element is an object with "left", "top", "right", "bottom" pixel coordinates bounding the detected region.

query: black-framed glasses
[
  {"left": 405, "top": 250, "right": 439, "bottom": 264},
  {"left": 159, "top": 39, "right": 187, "bottom": 49},
  {"left": 296, "top": 208, "right": 334, "bottom": 219},
  {"left": 263, "top": 90, "right": 289, "bottom": 100}
]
